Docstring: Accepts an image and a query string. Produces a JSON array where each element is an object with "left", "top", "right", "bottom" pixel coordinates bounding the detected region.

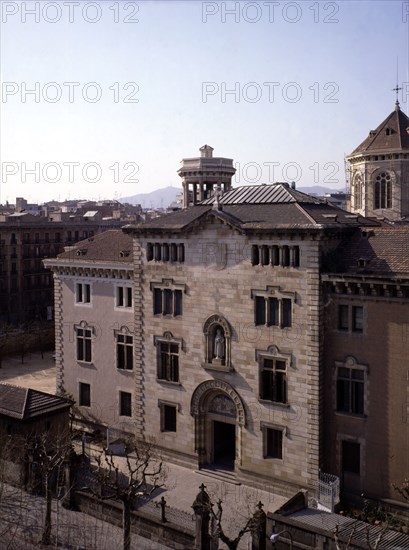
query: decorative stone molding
[
  {"left": 190, "top": 379, "right": 246, "bottom": 427},
  {"left": 46, "top": 264, "right": 133, "bottom": 280}
]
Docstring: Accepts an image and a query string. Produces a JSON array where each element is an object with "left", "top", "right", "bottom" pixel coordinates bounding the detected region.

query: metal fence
[{"left": 318, "top": 470, "right": 340, "bottom": 512}]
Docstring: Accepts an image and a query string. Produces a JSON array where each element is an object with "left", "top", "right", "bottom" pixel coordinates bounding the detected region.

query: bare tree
[
  {"left": 26, "top": 429, "right": 73, "bottom": 545},
  {"left": 334, "top": 521, "right": 388, "bottom": 550},
  {"left": 84, "top": 437, "right": 166, "bottom": 550},
  {"left": 19, "top": 322, "right": 33, "bottom": 364},
  {"left": 209, "top": 498, "right": 262, "bottom": 550},
  {"left": 192, "top": 483, "right": 265, "bottom": 550}
]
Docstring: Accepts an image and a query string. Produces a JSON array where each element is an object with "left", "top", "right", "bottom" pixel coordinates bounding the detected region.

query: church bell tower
[{"left": 347, "top": 97, "right": 409, "bottom": 221}]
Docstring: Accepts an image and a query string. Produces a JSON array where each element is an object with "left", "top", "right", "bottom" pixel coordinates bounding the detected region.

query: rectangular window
[
  {"left": 162, "top": 404, "right": 177, "bottom": 432},
  {"left": 260, "top": 358, "right": 287, "bottom": 404},
  {"left": 282, "top": 299, "right": 292, "bottom": 328},
  {"left": 254, "top": 296, "right": 292, "bottom": 328},
  {"left": 77, "top": 328, "right": 92, "bottom": 362},
  {"left": 338, "top": 305, "right": 364, "bottom": 333},
  {"left": 338, "top": 305, "right": 349, "bottom": 330},
  {"left": 119, "top": 391, "right": 132, "bottom": 417},
  {"left": 342, "top": 441, "right": 360, "bottom": 475},
  {"left": 79, "top": 382, "right": 91, "bottom": 407},
  {"left": 76, "top": 283, "right": 91, "bottom": 304},
  {"left": 158, "top": 342, "right": 179, "bottom": 382},
  {"left": 153, "top": 288, "right": 183, "bottom": 316},
  {"left": 154, "top": 288, "right": 162, "bottom": 314},
  {"left": 255, "top": 296, "right": 266, "bottom": 325},
  {"left": 352, "top": 306, "right": 363, "bottom": 332},
  {"left": 265, "top": 428, "right": 283, "bottom": 459},
  {"left": 164, "top": 289, "right": 172, "bottom": 315},
  {"left": 116, "top": 286, "right": 132, "bottom": 308},
  {"left": 174, "top": 289, "right": 182, "bottom": 316},
  {"left": 117, "top": 334, "right": 133, "bottom": 370},
  {"left": 337, "top": 367, "right": 364, "bottom": 415}
]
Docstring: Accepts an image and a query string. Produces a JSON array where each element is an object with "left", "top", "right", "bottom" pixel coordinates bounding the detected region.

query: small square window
[
  {"left": 161, "top": 404, "right": 177, "bottom": 432},
  {"left": 153, "top": 287, "right": 183, "bottom": 316},
  {"left": 254, "top": 294, "right": 293, "bottom": 328},
  {"left": 119, "top": 391, "right": 132, "bottom": 417},
  {"left": 342, "top": 441, "right": 360, "bottom": 475},
  {"left": 116, "top": 286, "right": 132, "bottom": 308},
  {"left": 338, "top": 305, "right": 364, "bottom": 333},
  {"left": 264, "top": 427, "right": 283, "bottom": 459},
  {"left": 79, "top": 382, "right": 91, "bottom": 407},
  {"left": 76, "top": 283, "right": 91, "bottom": 304}
]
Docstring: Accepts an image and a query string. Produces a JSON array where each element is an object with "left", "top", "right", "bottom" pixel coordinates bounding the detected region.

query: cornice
[{"left": 46, "top": 263, "right": 133, "bottom": 280}]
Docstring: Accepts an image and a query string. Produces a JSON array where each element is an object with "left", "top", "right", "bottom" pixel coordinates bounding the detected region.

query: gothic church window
[
  {"left": 353, "top": 173, "right": 363, "bottom": 210},
  {"left": 374, "top": 171, "right": 392, "bottom": 209}
]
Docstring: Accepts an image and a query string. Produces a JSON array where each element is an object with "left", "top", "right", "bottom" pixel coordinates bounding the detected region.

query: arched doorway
[{"left": 191, "top": 380, "right": 246, "bottom": 471}]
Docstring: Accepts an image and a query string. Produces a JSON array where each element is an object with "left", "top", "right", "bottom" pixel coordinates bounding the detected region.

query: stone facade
[
  {"left": 347, "top": 101, "right": 409, "bottom": 221},
  {"left": 135, "top": 224, "right": 322, "bottom": 495},
  {"left": 45, "top": 149, "right": 409, "bottom": 509}
]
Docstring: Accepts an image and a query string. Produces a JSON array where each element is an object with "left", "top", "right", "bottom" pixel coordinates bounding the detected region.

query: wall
[
  {"left": 323, "top": 287, "right": 409, "bottom": 503},
  {"left": 74, "top": 490, "right": 194, "bottom": 550},
  {"left": 135, "top": 217, "right": 324, "bottom": 496}
]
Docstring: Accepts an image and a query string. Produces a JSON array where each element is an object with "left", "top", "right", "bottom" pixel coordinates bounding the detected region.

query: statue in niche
[{"left": 214, "top": 328, "right": 225, "bottom": 360}]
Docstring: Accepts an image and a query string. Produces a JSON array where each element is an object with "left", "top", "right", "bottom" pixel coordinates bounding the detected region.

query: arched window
[
  {"left": 374, "top": 171, "right": 392, "bottom": 209},
  {"left": 353, "top": 173, "right": 363, "bottom": 210}
]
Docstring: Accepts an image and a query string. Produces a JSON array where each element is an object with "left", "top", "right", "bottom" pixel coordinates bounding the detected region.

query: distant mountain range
[
  {"left": 120, "top": 185, "right": 345, "bottom": 209},
  {"left": 121, "top": 186, "right": 181, "bottom": 209}
]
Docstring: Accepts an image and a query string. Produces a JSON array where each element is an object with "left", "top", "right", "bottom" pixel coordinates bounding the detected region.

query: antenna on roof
[{"left": 393, "top": 57, "right": 402, "bottom": 110}]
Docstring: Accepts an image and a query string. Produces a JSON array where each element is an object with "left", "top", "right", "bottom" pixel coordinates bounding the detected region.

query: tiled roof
[
  {"left": 55, "top": 230, "right": 133, "bottom": 263},
  {"left": 0, "top": 384, "right": 72, "bottom": 420},
  {"left": 125, "top": 184, "right": 375, "bottom": 234},
  {"left": 350, "top": 103, "right": 409, "bottom": 155},
  {"left": 326, "top": 226, "right": 409, "bottom": 276}
]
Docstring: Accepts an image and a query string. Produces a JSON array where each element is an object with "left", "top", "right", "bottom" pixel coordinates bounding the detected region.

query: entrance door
[{"left": 213, "top": 421, "right": 235, "bottom": 470}]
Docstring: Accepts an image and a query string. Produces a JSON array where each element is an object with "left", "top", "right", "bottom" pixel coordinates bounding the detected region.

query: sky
[{"left": 0, "top": 0, "right": 408, "bottom": 203}]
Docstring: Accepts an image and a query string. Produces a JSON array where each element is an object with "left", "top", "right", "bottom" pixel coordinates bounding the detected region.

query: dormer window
[{"left": 385, "top": 127, "right": 394, "bottom": 136}]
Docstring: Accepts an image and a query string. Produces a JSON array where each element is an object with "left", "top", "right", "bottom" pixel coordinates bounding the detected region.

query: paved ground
[
  {"left": 0, "top": 352, "right": 289, "bottom": 548},
  {"left": 0, "top": 351, "right": 56, "bottom": 394}
]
